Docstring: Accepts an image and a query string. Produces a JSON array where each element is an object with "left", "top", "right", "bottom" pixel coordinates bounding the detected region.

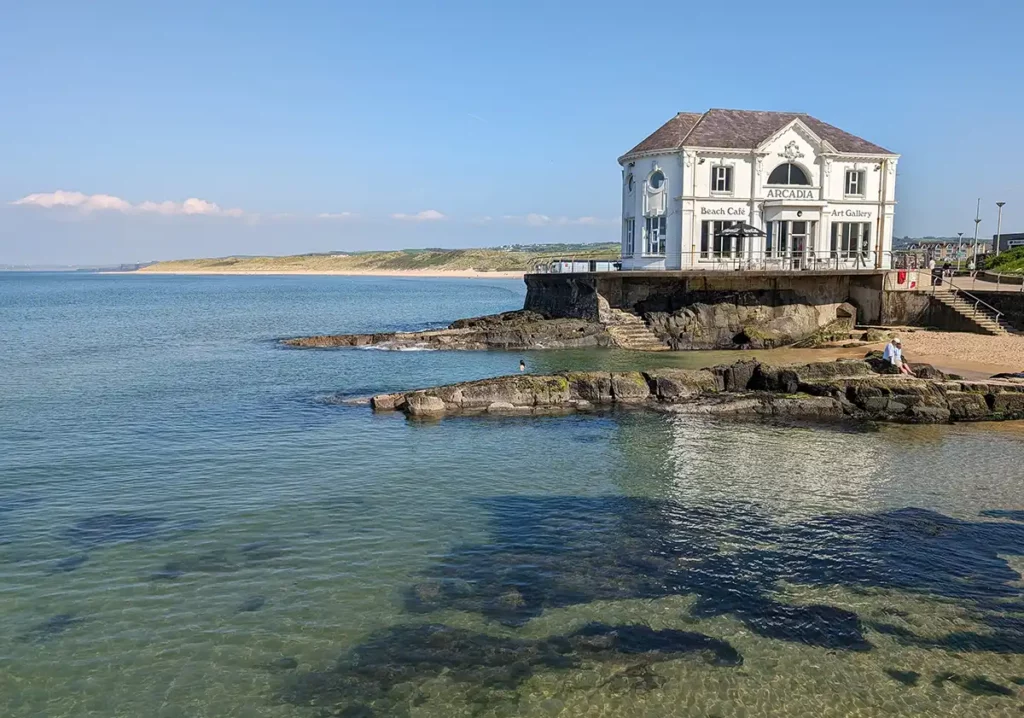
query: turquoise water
[{"left": 2, "top": 272, "right": 1024, "bottom": 717}]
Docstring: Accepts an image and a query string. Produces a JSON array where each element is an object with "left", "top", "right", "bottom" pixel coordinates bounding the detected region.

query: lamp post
[
  {"left": 971, "top": 198, "right": 981, "bottom": 269},
  {"left": 995, "top": 201, "right": 1006, "bottom": 256},
  {"left": 957, "top": 231, "right": 964, "bottom": 270}
]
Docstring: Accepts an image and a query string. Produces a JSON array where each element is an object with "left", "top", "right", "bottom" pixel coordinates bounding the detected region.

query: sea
[{"left": 2, "top": 271, "right": 1024, "bottom": 718}]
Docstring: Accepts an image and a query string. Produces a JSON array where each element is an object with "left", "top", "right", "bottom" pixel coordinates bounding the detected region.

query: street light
[
  {"left": 995, "top": 201, "right": 1006, "bottom": 256},
  {"left": 971, "top": 198, "right": 981, "bottom": 270},
  {"left": 957, "top": 231, "right": 964, "bottom": 270}
]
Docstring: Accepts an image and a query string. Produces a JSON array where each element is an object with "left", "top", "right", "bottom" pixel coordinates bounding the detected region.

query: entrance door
[{"left": 790, "top": 221, "right": 808, "bottom": 269}]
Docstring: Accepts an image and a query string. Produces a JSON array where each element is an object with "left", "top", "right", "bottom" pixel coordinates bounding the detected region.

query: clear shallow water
[{"left": 2, "top": 272, "right": 1024, "bottom": 717}]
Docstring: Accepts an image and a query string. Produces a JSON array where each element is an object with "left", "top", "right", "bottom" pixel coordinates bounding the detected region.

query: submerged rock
[
  {"left": 17, "top": 613, "right": 83, "bottom": 644},
  {"left": 279, "top": 621, "right": 742, "bottom": 714},
  {"left": 368, "top": 359, "right": 1024, "bottom": 425},
  {"left": 236, "top": 595, "right": 267, "bottom": 613}
]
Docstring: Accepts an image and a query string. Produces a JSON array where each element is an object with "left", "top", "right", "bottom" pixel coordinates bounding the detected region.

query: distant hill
[{"left": 137, "top": 244, "right": 620, "bottom": 274}]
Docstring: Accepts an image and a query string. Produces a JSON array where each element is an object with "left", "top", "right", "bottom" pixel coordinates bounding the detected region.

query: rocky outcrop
[
  {"left": 370, "top": 360, "right": 1024, "bottom": 425},
  {"left": 282, "top": 311, "right": 615, "bottom": 350},
  {"left": 644, "top": 299, "right": 857, "bottom": 350}
]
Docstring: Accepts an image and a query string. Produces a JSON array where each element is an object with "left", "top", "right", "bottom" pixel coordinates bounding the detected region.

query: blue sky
[{"left": 1, "top": 0, "right": 1022, "bottom": 264}]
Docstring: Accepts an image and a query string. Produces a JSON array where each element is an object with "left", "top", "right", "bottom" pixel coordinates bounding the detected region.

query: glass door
[{"left": 790, "top": 221, "right": 808, "bottom": 269}]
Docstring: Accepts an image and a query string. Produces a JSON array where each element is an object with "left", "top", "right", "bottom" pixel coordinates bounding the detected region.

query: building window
[
  {"left": 624, "top": 218, "right": 635, "bottom": 255},
  {"left": 830, "top": 222, "right": 871, "bottom": 260},
  {"left": 626, "top": 173, "right": 634, "bottom": 193},
  {"left": 648, "top": 170, "right": 665, "bottom": 189},
  {"left": 700, "top": 220, "right": 740, "bottom": 258},
  {"left": 711, "top": 165, "right": 733, "bottom": 193},
  {"left": 644, "top": 216, "right": 666, "bottom": 255},
  {"left": 844, "top": 170, "right": 864, "bottom": 196},
  {"left": 767, "top": 163, "right": 810, "bottom": 185}
]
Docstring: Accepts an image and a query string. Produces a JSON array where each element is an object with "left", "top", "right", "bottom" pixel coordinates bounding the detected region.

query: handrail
[{"left": 932, "top": 276, "right": 1005, "bottom": 324}]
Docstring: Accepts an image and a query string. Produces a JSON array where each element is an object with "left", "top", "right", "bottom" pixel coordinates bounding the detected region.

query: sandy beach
[
  {"left": 888, "top": 330, "right": 1024, "bottom": 378},
  {"left": 132, "top": 268, "right": 526, "bottom": 279}
]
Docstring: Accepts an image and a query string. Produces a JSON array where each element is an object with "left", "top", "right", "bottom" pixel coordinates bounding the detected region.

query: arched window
[
  {"left": 626, "top": 173, "right": 634, "bottom": 192},
  {"left": 648, "top": 170, "right": 665, "bottom": 189},
  {"left": 767, "top": 163, "right": 810, "bottom": 185}
]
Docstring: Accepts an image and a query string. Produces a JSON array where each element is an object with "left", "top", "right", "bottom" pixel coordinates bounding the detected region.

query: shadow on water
[{"left": 282, "top": 496, "right": 1024, "bottom": 714}]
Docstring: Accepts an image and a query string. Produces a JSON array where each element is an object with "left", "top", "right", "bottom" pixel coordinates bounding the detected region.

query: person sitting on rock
[{"left": 883, "top": 337, "right": 914, "bottom": 376}]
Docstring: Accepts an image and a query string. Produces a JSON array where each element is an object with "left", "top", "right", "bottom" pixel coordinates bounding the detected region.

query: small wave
[{"left": 356, "top": 344, "right": 437, "bottom": 352}]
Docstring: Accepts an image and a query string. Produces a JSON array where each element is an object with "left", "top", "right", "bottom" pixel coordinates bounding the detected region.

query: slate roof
[{"left": 621, "top": 109, "right": 893, "bottom": 158}]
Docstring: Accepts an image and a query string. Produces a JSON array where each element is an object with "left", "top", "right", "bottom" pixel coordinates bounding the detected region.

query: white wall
[
  {"left": 620, "top": 154, "right": 682, "bottom": 270},
  {"left": 620, "top": 122, "right": 898, "bottom": 270}
]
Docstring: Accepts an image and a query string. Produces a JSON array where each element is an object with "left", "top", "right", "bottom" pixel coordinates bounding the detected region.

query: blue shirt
[{"left": 883, "top": 342, "right": 902, "bottom": 365}]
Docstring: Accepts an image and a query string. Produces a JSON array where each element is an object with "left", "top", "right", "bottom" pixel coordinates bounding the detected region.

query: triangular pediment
[{"left": 755, "top": 118, "right": 822, "bottom": 152}]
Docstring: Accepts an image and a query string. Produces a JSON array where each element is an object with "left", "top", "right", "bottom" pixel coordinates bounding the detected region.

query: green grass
[
  {"left": 984, "top": 247, "right": 1024, "bottom": 275},
  {"left": 140, "top": 244, "right": 621, "bottom": 274}
]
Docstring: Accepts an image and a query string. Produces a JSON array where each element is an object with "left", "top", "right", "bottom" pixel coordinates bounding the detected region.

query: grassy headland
[
  {"left": 137, "top": 243, "right": 620, "bottom": 276},
  {"left": 985, "top": 247, "right": 1024, "bottom": 275}
]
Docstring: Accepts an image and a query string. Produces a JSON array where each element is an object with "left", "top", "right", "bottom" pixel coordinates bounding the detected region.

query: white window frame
[
  {"left": 830, "top": 222, "right": 871, "bottom": 260},
  {"left": 844, "top": 169, "right": 865, "bottom": 197},
  {"left": 711, "top": 165, "right": 733, "bottom": 194},
  {"left": 624, "top": 218, "right": 635, "bottom": 255},
  {"left": 644, "top": 216, "right": 666, "bottom": 256}
]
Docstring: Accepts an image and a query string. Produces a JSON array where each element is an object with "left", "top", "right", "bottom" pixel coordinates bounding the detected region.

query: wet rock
[
  {"left": 236, "top": 595, "right": 267, "bottom": 613},
  {"left": 646, "top": 369, "right": 720, "bottom": 401},
  {"left": 17, "top": 613, "right": 83, "bottom": 644},
  {"left": 885, "top": 669, "right": 920, "bottom": 686},
  {"left": 283, "top": 310, "right": 612, "bottom": 351},
  {"left": 405, "top": 393, "right": 447, "bottom": 417}
]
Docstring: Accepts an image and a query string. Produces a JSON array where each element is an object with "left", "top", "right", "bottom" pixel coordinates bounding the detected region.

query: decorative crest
[{"left": 778, "top": 141, "right": 804, "bottom": 162}]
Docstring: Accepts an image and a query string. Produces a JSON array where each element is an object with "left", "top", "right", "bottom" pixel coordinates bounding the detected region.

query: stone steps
[
  {"left": 931, "top": 290, "right": 1012, "bottom": 335},
  {"left": 604, "top": 309, "right": 671, "bottom": 351}
]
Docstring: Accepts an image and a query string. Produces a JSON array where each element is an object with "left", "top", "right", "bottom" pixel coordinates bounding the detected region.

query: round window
[{"left": 649, "top": 170, "right": 665, "bottom": 189}]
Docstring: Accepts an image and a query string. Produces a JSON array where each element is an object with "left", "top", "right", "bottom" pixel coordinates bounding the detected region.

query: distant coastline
[
  {"left": 125, "top": 243, "right": 618, "bottom": 279},
  {"left": 133, "top": 267, "right": 525, "bottom": 279}
]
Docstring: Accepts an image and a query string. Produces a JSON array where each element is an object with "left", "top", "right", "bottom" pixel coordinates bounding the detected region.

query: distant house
[
  {"left": 619, "top": 109, "right": 898, "bottom": 271},
  {"left": 905, "top": 240, "right": 963, "bottom": 262}
]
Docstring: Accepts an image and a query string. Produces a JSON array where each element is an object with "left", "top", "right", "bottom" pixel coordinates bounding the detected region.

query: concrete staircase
[
  {"left": 932, "top": 287, "right": 1016, "bottom": 335},
  {"left": 604, "top": 309, "right": 671, "bottom": 351}
]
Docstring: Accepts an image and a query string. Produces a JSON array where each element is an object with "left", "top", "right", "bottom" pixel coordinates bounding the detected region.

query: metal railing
[
  {"left": 931, "top": 276, "right": 1006, "bottom": 325},
  {"left": 531, "top": 250, "right": 901, "bottom": 274}
]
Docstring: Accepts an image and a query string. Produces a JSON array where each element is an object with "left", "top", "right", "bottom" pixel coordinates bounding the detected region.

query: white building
[{"left": 619, "top": 109, "right": 898, "bottom": 271}]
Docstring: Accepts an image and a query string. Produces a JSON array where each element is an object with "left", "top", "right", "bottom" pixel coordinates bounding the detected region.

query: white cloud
[
  {"left": 503, "top": 214, "right": 617, "bottom": 228},
  {"left": 13, "top": 190, "right": 132, "bottom": 212},
  {"left": 391, "top": 209, "right": 446, "bottom": 222},
  {"left": 316, "top": 212, "right": 355, "bottom": 220},
  {"left": 12, "top": 190, "right": 245, "bottom": 218}
]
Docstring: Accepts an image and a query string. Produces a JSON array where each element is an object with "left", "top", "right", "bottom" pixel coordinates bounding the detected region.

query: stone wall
[
  {"left": 881, "top": 290, "right": 1024, "bottom": 332},
  {"left": 523, "top": 274, "right": 601, "bottom": 320},
  {"left": 973, "top": 291, "right": 1024, "bottom": 331}
]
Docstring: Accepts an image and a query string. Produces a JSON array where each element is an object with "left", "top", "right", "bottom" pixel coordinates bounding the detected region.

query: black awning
[{"left": 716, "top": 222, "right": 767, "bottom": 238}]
